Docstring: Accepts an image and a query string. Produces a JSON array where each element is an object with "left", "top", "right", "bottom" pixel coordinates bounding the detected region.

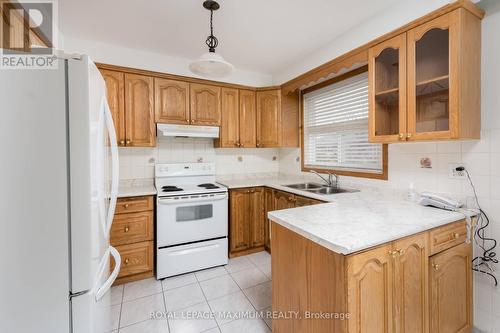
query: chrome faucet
[{"left": 310, "top": 170, "right": 339, "bottom": 188}]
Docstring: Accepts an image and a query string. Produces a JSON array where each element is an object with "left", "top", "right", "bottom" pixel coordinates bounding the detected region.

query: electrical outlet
[{"left": 449, "top": 163, "right": 466, "bottom": 179}]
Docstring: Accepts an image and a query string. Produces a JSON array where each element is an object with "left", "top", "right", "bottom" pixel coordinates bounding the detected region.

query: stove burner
[
  {"left": 198, "top": 183, "right": 220, "bottom": 189},
  {"left": 162, "top": 186, "right": 183, "bottom": 192}
]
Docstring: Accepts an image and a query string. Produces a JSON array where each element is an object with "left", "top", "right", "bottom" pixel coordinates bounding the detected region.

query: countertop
[
  {"left": 118, "top": 180, "right": 157, "bottom": 198},
  {"left": 267, "top": 189, "right": 475, "bottom": 255}
]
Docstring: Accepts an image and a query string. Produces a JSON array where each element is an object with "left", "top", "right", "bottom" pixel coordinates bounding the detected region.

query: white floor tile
[
  {"left": 208, "top": 291, "right": 255, "bottom": 325},
  {"left": 195, "top": 266, "right": 228, "bottom": 281},
  {"left": 199, "top": 275, "right": 240, "bottom": 300},
  {"left": 219, "top": 318, "right": 271, "bottom": 333},
  {"left": 164, "top": 283, "right": 205, "bottom": 311},
  {"left": 120, "top": 293, "right": 165, "bottom": 328},
  {"left": 257, "top": 263, "right": 271, "bottom": 279},
  {"left": 110, "top": 285, "right": 124, "bottom": 306},
  {"left": 123, "top": 277, "right": 163, "bottom": 302},
  {"left": 119, "top": 318, "right": 170, "bottom": 333},
  {"left": 247, "top": 251, "right": 271, "bottom": 267},
  {"left": 231, "top": 267, "right": 269, "bottom": 289},
  {"left": 243, "top": 282, "right": 272, "bottom": 310},
  {"left": 201, "top": 328, "right": 221, "bottom": 333},
  {"left": 162, "top": 273, "right": 197, "bottom": 291},
  {"left": 224, "top": 257, "right": 254, "bottom": 274},
  {"left": 168, "top": 301, "right": 218, "bottom": 333}
]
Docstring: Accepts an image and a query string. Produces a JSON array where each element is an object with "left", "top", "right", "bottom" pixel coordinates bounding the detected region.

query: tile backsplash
[{"left": 118, "top": 136, "right": 280, "bottom": 180}]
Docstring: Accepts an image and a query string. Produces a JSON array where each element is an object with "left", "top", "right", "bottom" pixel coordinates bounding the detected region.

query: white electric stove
[{"left": 155, "top": 163, "right": 228, "bottom": 279}]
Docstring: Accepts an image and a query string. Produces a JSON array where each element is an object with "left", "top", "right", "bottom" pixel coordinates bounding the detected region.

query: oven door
[{"left": 157, "top": 192, "right": 228, "bottom": 247}]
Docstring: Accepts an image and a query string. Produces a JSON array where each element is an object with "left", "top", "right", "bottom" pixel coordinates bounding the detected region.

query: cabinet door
[
  {"left": 256, "top": 90, "right": 281, "bottom": 147},
  {"left": 229, "top": 189, "right": 250, "bottom": 253},
  {"left": 124, "top": 74, "right": 156, "bottom": 147},
  {"left": 264, "top": 188, "right": 274, "bottom": 249},
  {"left": 368, "top": 33, "right": 407, "bottom": 143},
  {"left": 239, "top": 89, "right": 257, "bottom": 148},
  {"left": 295, "top": 195, "right": 322, "bottom": 207},
  {"left": 407, "top": 11, "right": 459, "bottom": 140},
  {"left": 219, "top": 88, "right": 240, "bottom": 147},
  {"left": 154, "top": 78, "right": 189, "bottom": 124},
  {"left": 347, "top": 244, "right": 393, "bottom": 333},
  {"left": 274, "top": 190, "right": 296, "bottom": 210},
  {"left": 100, "top": 69, "right": 126, "bottom": 146},
  {"left": 429, "top": 242, "right": 472, "bottom": 333},
  {"left": 249, "top": 188, "right": 265, "bottom": 247},
  {"left": 190, "top": 83, "right": 221, "bottom": 126},
  {"left": 393, "top": 234, "right": 428, "bottom": 333}
]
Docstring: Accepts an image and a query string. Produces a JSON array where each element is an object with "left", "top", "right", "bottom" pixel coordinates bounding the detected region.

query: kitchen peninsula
[{"left": 268, "top": 191, "right": 474, "bottom": 333}]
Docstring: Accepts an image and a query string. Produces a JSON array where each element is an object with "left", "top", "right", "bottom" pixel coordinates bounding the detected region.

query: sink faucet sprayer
[{"left": 309, "top": 170, "right": 339, "bottom": 188}]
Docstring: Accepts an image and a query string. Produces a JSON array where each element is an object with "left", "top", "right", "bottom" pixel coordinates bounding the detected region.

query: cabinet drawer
[
  {"left": 112, "top": 241, "right": 154, "bottom": 278},
  {"left": 115, "top": 196, "right": 153, "bottom": 214},
  {"left": 429, "top": 220, "right": 467, "bottom": 255},
  {"left": 111, "top": 211, "right": 153, "bottom": 246}
]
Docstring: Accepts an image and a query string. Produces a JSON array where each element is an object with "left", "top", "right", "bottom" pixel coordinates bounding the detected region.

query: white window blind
[{"left": 303, "top": 71, "right": 383, "bottom": 173}]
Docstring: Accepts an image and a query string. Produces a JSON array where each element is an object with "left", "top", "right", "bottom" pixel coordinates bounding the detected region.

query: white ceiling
[{"left": 60, "top": 0, "right": 401, "bottom": 76}]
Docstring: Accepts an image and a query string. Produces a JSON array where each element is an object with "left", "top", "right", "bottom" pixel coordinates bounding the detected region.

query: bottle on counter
[{"left": 406, "top": 182, "right": 418, "bottom": 202}]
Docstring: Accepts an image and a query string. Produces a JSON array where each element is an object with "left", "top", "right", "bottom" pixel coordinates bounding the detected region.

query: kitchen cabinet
[
  {"left": 256, "top": 89, "right": 281, "bottom": 147},
  {"left": 229, "top": 187, "right": 265, "bottom": 256},
  {"left": 100, "top": 68, "right": 156, "bottom": 147},
  {"left": 125, "top": 74, "right": 156, "bottom": 147},
  {"left": 273, "top": 190, "right": 296, "bottom": 210},
  {"left": 101, "top": 69, "right": 126, "bottom": 145},
  {"left": 110, "top": 196, "right": 154, "bottom": 285},
  {"left": 154, "top": 78, "right": 190, "bottom": 124},
  {"left": 368, "top": 8, "right": 481, "bottom": 143},
  {"left": 264, "top": 188, "right": 274, "bottom": 250},
  {"left": 190, "top": 83, "right": 221, "bottom": 126},
  {"left": 272, "top": 219, "right": 470, "bottom": 333},
  {"left": 429, "top": 242, "right": 472, "bottom": 333},
  {"left": 216, "top": 89, "right": 257, "bottom": 148}
]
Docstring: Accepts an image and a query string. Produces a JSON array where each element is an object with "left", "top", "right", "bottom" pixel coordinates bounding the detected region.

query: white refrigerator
[{"left": 0, "top": 55, "right": 121, "bottom": 333}]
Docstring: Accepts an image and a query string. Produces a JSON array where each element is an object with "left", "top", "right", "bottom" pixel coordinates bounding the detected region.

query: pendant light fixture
[{"left": 189, "top": 0, "right": 234, "bottom": 78}]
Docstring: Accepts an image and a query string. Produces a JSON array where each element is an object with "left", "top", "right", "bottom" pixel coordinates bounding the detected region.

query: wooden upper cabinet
[
  {"left": 124, "top": 74, "right": 156, "bottom": 147},
  {"left": 249, "top": 188, "right": 265, "bottom": 248},
  {"left": 154, "top": 78, "right": 190, "bottom": 124},
  {"left": 101, "top": 69, "right": 126, "bottom": 146},
  {"left": 429, "top": 242, "right": 472, "bottom": 333},
  {"left": 219, "top": 88, "right": 240, "bottom": 147},
  {"left": 369, "top": 33, "right": 407, "bottom": 143},
  {"left": 239, "top": 90, "right": 257, "bottom": 148},
  {"left": 256, "top": 90, "right": 281, "bottom": 147},
  {"left": 347, "top": 244, "right": 393, "bottom": 333},
  {"left": 280, "top": 90, "right": 300, "bottom": 147},
  {"left": 392, "top": 234, "right": 429, "bottom": 333},
  {"left": 190, "top": 83, "right": 221, "bottom": 126}
]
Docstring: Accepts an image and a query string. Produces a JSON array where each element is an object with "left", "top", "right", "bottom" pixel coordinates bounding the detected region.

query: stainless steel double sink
[{"left": 284, "top": 182, "right": 359, "bottom": 195}]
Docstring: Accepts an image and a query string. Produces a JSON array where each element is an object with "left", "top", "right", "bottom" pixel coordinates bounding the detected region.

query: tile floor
[{"left": 108, "top": 251, "right": 272, "bottom": 333}]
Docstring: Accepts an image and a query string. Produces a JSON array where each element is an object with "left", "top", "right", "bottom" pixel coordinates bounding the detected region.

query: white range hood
[{"left": 157, "top": 123, "right": 220, "bottom": 138}]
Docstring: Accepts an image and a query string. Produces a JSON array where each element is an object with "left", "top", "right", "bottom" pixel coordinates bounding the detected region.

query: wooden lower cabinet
[
  {"left": 272, "top": 220, "right": 472, "bottom": 333},
  {"left": 429, "top": 242, "right": 472, "bottom": 333},
  {"left": 111, "top": 196, "right": 155, "bottom": 285},
  {"left": 264, "top": 188, "right": 274, "bottom": 250}
]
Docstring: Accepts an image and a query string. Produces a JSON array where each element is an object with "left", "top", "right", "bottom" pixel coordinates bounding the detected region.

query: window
[{"left": 302, "top": 69, "right": 387, "bottom": 179}]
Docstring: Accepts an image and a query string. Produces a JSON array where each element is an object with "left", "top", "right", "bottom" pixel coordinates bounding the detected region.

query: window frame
[{"left": 300, "top": 66, "right": 388, "bottom": 180}]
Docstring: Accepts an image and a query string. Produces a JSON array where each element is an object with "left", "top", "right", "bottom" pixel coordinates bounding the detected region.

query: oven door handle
[
  {"left": 166, "top": 243, "right": 220, "bottom": 256},
  {"left": 157, "top": 193, "right": 228, "bottom": 205}
]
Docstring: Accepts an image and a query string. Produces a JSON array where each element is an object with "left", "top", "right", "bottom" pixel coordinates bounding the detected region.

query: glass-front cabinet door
[
  {"left": 407, "top": 11, "right": 459, "bottom": 140},
  {"left": 368, "top": 33, "right": 407, "bottom": 143}
]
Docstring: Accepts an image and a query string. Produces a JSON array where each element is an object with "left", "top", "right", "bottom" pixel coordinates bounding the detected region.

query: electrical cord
[{"left": 457, "top": 166, "right": 498, "bottom": 286}]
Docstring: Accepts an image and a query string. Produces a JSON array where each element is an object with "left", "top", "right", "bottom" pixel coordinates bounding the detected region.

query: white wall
[
  {"left": 63, "top": 36, "right": 273, "bottom": 87},
  {"left": 280, "top": 2, "right": 500, "bottom": 331},
  {"left": 118, "top": 137, "right": 280, "bottom": 180}
]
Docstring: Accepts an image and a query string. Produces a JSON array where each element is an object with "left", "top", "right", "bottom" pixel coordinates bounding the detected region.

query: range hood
[{"left": 157, "top": 123, "right": 220, "bottom": 138}]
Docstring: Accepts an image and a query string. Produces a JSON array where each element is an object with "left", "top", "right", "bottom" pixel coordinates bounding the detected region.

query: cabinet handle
[
  {"left": 126, "top": 139, "right": 131, "bottom": 145},
  {"left": 119, "top": 140, "right": 125, "bottom": 146},
  {"left": 398, "top": 249, "right": 405, "bottom": 255},
  {"left": 389, "top": 250, "right": 399, "bottom": 258},
  {"left": 406, "top": 133, "right": 412, "bottom": 139},
  {"left": 124, "top": 258, "right": 130, "bottom": 265},
  {"left": 398, "top": 133, "right": 405, "bottom": 140},
  {"left": 433, "top": 264, "right": 439, "bottom": 271},
  {"left": 124, "top": 203, "right": 130, "bottom": 208},
  {"left": 256, "top": 142, "right": 261, "bottom": 148},
  {"left": 453, "top": 233, "right": 460, "bottom": 239},
  {"left": 124, "top": 226, "right": 130, "bottom": 233}
]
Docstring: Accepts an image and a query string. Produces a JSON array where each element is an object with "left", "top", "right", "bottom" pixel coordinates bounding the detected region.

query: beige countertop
[{"left": 118, "top": 179, "right": 157, "bottom": 198}]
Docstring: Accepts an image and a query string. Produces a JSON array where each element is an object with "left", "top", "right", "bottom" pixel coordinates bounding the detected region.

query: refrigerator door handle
[
  {"left": 103, "top": 98, "right": 119, "bottom": 238},
  {"left": 94, "top": 245, "right": 121, "bottom": 302}
]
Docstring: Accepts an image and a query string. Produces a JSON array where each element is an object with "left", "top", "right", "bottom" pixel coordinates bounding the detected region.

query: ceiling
[{"left": 60, "top": 0, "right": 401, "bottom": 76}]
